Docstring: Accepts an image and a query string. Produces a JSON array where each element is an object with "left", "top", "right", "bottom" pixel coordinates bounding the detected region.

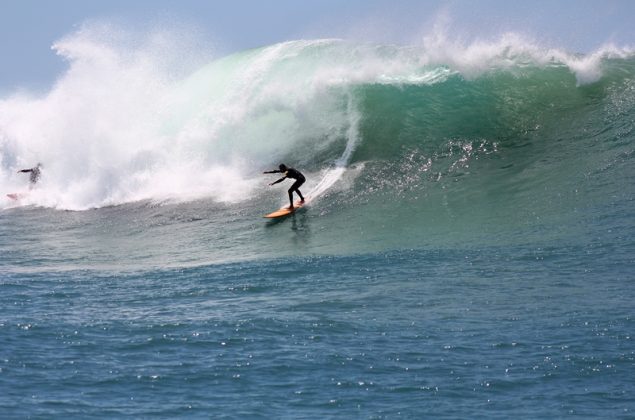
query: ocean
[{"left": 1, "top": 31, "right": 634, "bottom": 418}]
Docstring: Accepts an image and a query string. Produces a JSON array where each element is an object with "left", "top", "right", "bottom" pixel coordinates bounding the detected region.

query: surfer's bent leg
[
  {"left": 288, "top": 179, "right": 305, "bottom": 207},
  {"left": 287, "top": 189, "right": 294, "bottom": 208}
]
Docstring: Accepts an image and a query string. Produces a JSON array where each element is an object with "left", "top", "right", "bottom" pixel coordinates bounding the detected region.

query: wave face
[{"left": 1, "top": 29, "right": 634, "bottom": 258}]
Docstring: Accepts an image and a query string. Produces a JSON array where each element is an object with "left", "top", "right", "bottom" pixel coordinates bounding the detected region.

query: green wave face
[
  {"left": 185, "top": 40, "right": 632, "bottom": 249},
  {"left": 217, "top": 42, "right": 633, "bottom": 247}
]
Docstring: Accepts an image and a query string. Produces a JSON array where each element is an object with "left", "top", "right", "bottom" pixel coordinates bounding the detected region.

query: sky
[{"left": 1, "top": 0, "right": 634, "bottom": 92}]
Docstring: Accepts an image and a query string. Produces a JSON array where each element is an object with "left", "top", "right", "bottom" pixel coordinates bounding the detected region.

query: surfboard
[
  {"left": 6, "top": 193, "right": 24, "bottom": 201},
  {"left": 264, "top": 199, "right": 307, "bottom": 219}
]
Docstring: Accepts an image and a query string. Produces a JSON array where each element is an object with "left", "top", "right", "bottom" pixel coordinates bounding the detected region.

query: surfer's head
[{"left": 278, "top": 164, "right": 287, "bottom": 172}]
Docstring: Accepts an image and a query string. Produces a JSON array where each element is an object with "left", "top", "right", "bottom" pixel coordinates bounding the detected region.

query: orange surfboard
[{"left": 264, "top": 199, "right": 307, "bottom": 219}]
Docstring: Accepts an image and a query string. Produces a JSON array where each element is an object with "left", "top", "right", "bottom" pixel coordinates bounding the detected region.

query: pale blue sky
[{"left": 1, "top": 0, "right": 634, "bottom": 91}]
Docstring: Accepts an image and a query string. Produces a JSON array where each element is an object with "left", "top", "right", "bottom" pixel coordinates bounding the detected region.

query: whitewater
[{"left": 1, "top": 24, "right": 634, "bottom": 418}]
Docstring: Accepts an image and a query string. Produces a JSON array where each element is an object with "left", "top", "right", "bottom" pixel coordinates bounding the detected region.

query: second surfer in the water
[
  {"left": 264, "top": 164, "right": 305, "bottom": 210},
  {"left": 18, "top": 163, "right": 42, "bottom": 189}
]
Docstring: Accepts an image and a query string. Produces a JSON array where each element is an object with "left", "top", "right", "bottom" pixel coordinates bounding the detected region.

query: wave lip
[{"left": 420, "top": 29, "right": 635, "bottom": 85}]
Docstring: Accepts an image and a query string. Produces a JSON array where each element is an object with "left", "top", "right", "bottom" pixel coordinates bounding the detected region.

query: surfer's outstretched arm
[
  {"left": 269, "top": 176, "right": 286, "bottom": 186},
  {"left": 263, "top": 170, "right": 282, "bottom": 174}
]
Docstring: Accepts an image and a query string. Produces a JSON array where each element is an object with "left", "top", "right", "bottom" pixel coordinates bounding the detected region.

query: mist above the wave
[{"left": 0, "top": 22, "right": 250, "bottom": 210}]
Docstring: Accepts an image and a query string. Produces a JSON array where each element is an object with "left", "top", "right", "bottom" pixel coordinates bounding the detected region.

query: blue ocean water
[
  {"left": 1, "top": 248, "right": 633, "bottom": 418},
  {"left": 1, "top": 33, "right": 635, "bottom": 417}
]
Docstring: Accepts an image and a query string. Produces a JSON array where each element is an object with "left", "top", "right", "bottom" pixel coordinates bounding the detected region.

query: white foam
[
  {"left": 0, "top": 31, "right": 353, "bottom": 210},
  {"left": 306, "top": 93, "right": 361, "bottom": 202}
]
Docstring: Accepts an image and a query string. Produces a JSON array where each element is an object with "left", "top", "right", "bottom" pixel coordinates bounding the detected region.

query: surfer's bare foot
[{"left": 287, "top": 206, "right": 294, "bottom": 210}]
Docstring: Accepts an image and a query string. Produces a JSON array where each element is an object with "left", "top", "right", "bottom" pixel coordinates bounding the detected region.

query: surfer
[
  {"left": 18, "top": 163, "right": 42, "bottom": 188},
  {"left": 264, "top": 164, "right": 305, "bottom": 209}
]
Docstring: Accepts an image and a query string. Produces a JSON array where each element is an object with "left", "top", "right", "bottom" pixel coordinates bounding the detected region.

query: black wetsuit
[
  {"left": 265, "top": 167, "right": 306, "bottom": 207},
  {"left": 19, "top": 167, "right": 41, "bottom": 185}
]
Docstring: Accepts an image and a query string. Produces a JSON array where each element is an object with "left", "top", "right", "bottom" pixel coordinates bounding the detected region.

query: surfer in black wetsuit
[
  {"left": 264, "top": 164, "right": 305, "bottom": 209},
  {"left": 17, "top": 163, "right": 42, "bottom": 188}
]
